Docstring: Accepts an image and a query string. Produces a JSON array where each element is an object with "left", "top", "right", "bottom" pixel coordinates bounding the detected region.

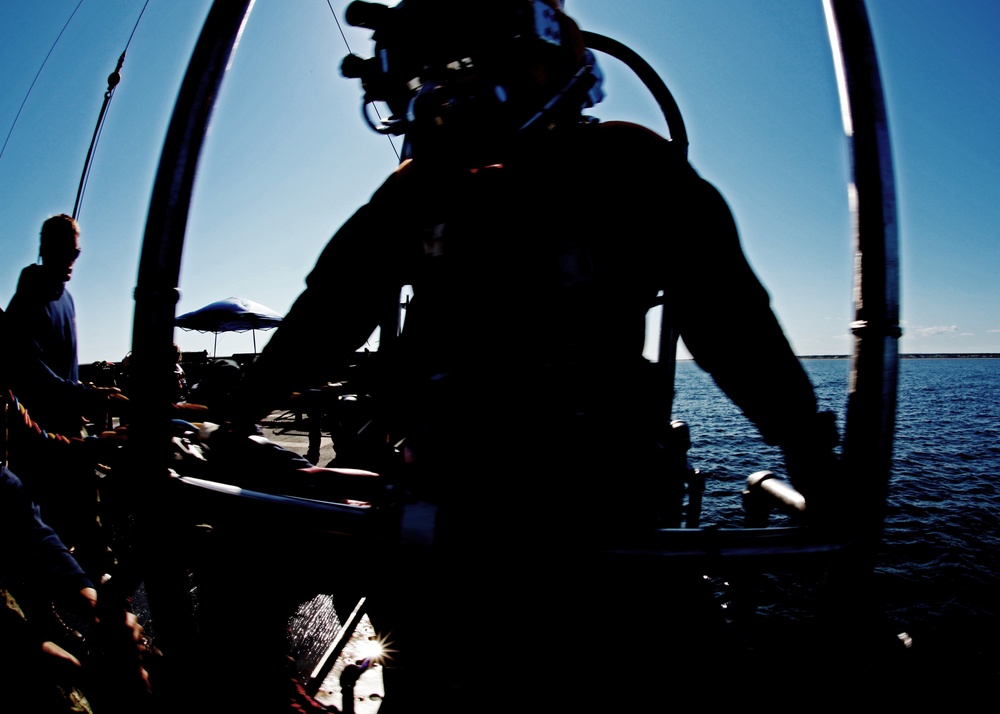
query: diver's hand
[{"left": 781, "top": 411, "right": 841, "bottom": 524}]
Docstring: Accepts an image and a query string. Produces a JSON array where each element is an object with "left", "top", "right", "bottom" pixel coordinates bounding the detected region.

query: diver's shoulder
[
  {"left": 591, "top": 120, "right": 668, "bottom": 141},
  {"left": 576, "top": 120, "right": 687, "bottom": 173},
  {"left": 580, "top": 120, "right": 679, "bottom": 157}
]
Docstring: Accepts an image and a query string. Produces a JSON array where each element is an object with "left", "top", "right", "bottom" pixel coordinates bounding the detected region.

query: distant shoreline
[{"left": 797, "top": 353, "right": 1000, "bottom": 360}]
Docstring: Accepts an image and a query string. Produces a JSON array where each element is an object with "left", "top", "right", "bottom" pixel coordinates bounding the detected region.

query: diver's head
[{"left": 341, "top": 0, "right": 604, "bottom": 166}]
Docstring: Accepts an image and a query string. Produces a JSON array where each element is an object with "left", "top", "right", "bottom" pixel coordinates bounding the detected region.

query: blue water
[{"left": 672, "top": 357, "right": 1000, "bottom": 684}]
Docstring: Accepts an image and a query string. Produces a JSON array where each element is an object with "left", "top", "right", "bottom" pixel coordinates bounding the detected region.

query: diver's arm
[
  {"left": 672, "top": 174, "right": 837, "bottom": 501},
  {"left": 228, "top": 174, "right": 415, "bottom": 426}
]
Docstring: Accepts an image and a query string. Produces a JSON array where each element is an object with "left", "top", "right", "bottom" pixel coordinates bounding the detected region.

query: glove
[{"left": 781, "top": 410, "right": 841, "bottom": 524}]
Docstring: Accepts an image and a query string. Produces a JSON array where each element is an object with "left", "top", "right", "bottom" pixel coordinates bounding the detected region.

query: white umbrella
[{"left": 176, "top": 296, "right": 283, "bottom": 357}]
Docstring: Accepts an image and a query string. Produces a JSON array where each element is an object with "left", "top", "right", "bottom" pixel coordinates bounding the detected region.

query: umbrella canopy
[{"left": 176, "top": 296, "right": 283, "bottom": 355}]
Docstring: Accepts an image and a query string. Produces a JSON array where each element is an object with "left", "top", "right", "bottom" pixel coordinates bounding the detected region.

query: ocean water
[{"left": 672, "top": 357, "right": 1000, "bottom": 688}]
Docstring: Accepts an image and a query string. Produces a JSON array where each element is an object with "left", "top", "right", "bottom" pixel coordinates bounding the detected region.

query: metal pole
[
  {"left": 582, "top": 30, "right": 688, "bottom": 157},
  {"left": 823, "top": 0, "right": 900, "bottom": 565},
  {"left": 125, "top": 0, "right": 255, "bottom": 702},
  {"left": 73, "top": 52, "right": 124, "bottom": 220}
]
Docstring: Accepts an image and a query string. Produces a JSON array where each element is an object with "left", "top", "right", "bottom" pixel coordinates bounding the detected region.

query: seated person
[
  {"left": 0, "top": 465, "right": 151, "bottom": 713},
  {"left": 185, "top": 358, "right": 242, "bottom": 417},
  {"left": 173, "top": 419, "right": 389, "bottom": 506}
]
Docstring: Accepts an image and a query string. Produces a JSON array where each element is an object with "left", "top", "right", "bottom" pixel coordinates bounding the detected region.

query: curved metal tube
[
  {"left": 126, "top": 0, "right": 255, "bottom": 692},
  {"left": 582, "top": 30, "right": 688, "bottom": 157},
  {"left": 823, "top": 0, "right": 900, "bottom": 558},
  {"left": 131, "top": 0, "right": 254, "bottom": 467}
]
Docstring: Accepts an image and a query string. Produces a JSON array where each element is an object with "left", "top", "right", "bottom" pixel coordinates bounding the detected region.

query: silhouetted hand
[{"left": 782, "top": 410, "right": 842, "bottom": 525}]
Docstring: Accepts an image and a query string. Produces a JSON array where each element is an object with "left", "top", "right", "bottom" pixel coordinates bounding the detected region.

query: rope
[
  {"left": 124, "top": 0, "right": 152, "bottom": 51},
  {"left": 0, "top": 0, "right": 85, "bottom": 164},
  {"left": 5, "top": 390, "right": 75, "bottom": 449}
]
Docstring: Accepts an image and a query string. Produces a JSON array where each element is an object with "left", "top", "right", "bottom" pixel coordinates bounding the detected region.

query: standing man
[
  {"left": 5, "top": 214, "right": 119, "bottom": 436},
  {"left": 4, "top": 214, "right": 120, "bottom": 572}
]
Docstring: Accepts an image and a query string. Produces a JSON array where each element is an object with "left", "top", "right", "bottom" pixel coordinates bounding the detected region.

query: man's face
[{"left": 43, "top": 235, "right": 81, "bottom": 282}]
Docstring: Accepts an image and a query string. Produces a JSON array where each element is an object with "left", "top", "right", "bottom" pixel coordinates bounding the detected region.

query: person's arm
[
  {"left": 0, "top": 466, "right": 95, "bottom": 595},
  {"left": 670, "top": 172, "right": 838, "bottom": 507},
  {"left": 2, "top": 466, "right": 151, "bottom": 685},
  {"left": 228, "top": 168, "right": 417, "bottom": 427}
]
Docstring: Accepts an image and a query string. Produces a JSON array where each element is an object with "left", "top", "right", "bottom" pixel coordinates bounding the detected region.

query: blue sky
[{"left": 1, "top": 0, "right": 997, "bottom": 363}]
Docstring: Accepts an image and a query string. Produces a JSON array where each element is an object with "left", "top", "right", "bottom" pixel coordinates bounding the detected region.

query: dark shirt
[
  {"left": 0, "top": 465, "right": 93, "bottom": 596},
  {"left": 5, "top": 264, "right": 84, "bottom": 436}
]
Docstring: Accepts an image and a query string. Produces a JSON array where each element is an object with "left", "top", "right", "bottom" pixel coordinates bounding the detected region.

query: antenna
[{"left": 73, "top": 0, "right": 153, "bottom": 220}]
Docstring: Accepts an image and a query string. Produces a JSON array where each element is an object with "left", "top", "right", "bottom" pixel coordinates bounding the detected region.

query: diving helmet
[{"left": 341, "top": 0, "right": 604, "bottom": 164}]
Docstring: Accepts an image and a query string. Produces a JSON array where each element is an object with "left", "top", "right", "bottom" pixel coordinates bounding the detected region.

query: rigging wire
[
  {"left": 0, "top": 0, "right": 86, "bottom": 164},
  {"left": 124, "top": 0, "right": 152, "bottom": 50},
  {"left": 326, "top": 0, "right": 400, "bottom": 162},
  {"left": 74, "top": 0, "right": 153, "bottom": 220}
]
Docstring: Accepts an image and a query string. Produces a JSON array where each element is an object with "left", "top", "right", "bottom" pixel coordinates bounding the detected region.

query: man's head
[
  {"left": 342, "top": 0, "right": 603, "bottom": 166},
  {"left": 39, "top": 213, "right": 81, "bottom": 283}
]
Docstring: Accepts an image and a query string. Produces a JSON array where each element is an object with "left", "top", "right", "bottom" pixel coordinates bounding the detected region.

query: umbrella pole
[
  {"left": 253, "top": 329, "right": 257, "bottom": 354},
  {"left": 213, "top": 332, "right": 217, "bottom": 359}
]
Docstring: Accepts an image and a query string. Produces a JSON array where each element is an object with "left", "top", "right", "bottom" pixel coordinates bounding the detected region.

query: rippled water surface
[{"left": 672, "top": 357, "right": 1000, "bottom": 689}]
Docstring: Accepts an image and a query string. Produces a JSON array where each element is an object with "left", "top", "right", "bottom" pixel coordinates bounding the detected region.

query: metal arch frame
[
  {"left": 824, "top": 0, "right": 900, "bottom": 562},
  {"left": 124, "top": 0, "right": 257, "bottom": 693},
  {"left": 582, "top": 30, "right": 688, "bottom": 157},
  {"left": 125, "top": 0, "right": 898, "bottom": 694}
]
